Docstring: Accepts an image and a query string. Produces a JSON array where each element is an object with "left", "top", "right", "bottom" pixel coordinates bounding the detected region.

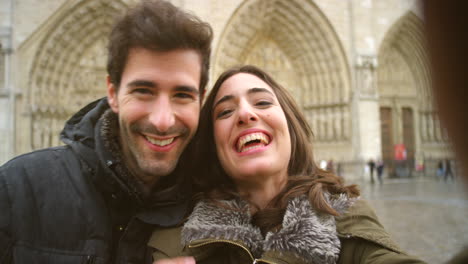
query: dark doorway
[
  {"left": 380, "top": 107, "right": 395, "bottom": 176},
  {"left": 402, "top": 107, "right": 415, "bottom": 173}
]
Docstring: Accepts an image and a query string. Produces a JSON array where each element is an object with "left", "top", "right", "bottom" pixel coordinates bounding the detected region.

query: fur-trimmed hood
[{"left": 182, "top": 195, "right": 356, "bottom": 264}]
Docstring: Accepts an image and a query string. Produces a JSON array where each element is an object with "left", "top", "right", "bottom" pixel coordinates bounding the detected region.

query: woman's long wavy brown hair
[{"left": 188, "top": 65, "right": 359, "bottom": 233}]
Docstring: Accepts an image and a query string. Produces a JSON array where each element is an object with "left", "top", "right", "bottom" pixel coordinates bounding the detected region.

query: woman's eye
[
  {"left": 256, "top": 100, "right": 272, "bottom": 107},
  {"left": 216, "top": 109, "right": 233, "bottom": 119}
]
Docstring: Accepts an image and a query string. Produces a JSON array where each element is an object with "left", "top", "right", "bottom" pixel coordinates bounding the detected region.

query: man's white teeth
[
  {"left": 146, "top": 136, "right": 174, "bottom": 146},
  {"left": 237, "top": 132, "right": 270, "bottom": 152}
]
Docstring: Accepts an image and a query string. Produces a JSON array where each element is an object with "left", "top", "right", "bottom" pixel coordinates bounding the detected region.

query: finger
[{"left": 153, "top": 256, "right": 195, "bottom": 264}]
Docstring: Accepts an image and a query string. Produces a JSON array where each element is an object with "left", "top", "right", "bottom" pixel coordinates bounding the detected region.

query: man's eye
[
  {"left": 133, "top": 88, "right": 152, "bottom": 95},
  {"left": 175, "top": 93, "right": 195, "bottom": 100}
]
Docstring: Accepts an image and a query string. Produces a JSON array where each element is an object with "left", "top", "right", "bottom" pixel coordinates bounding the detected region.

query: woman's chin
[{"left": 228, "top": 164, "right": 282, "bottom": 182}]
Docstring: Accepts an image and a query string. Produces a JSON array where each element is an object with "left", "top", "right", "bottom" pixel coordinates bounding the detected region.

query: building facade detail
[
  {"left": 0, "top": 0, "right": 451, "bottom": 178},
  {"left": 27, "top": 0, "right": 127, "bottom": 149},
  {"left": 377, "top": 11, "right": 448, "bottom": 173},
  {"left": 356, "top": 54, "right": 378, "bottom": 98}
]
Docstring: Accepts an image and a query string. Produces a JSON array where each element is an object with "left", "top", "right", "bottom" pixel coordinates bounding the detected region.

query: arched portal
[
  {"left": 213, "top": 0, "right": 351, "bottom": 144},
  {"left": 27, "top": 0, "right": 128, "bottom": 149},
  {"left": 377, "top": 11, "right": 442, "bottom": 175}
]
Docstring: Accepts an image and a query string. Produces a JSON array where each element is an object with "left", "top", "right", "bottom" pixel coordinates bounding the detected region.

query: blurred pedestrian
[
  {"left": 377, "top": 160, "right": 384, "bottom": 184},
  {"left": 437, "top": 160, "right": 444, "bottom": 180},
  {"left": 368, "top": 159, "right": 376, "bottom": 184},
  {"left": 444, "top": 159, "right": 454, "bottom": 182}
]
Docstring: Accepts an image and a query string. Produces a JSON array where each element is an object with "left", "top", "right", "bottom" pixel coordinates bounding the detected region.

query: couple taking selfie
[{"left": 0, "top": 0, "right": 428, "bottom": 263}]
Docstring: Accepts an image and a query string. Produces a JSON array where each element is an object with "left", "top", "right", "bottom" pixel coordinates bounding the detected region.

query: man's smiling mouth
[{"left": 145, "top": 136, "right": 175, "bottom": 147}]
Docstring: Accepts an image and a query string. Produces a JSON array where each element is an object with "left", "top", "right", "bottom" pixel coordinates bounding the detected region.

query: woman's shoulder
[
  {"left": 148, "top": 226, "right": 186, "bottom": 259},
  {"left": 335, "top": 199, "right": 402, "bottom": 253}
]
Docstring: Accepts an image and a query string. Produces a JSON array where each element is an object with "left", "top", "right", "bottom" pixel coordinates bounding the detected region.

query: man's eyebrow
[
  {"left": 126, "top": 81, "right": 199, "bottom": 95},
  {"left": 175, "top": 85, "right": 200, "bottom": 95},
  {"left": 127, "top": 80, "right": 156, "bottom": 88}
]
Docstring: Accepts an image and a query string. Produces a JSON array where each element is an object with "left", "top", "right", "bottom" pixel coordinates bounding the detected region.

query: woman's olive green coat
[{"left": 148, "top": 199, "right": 425, "bottom": 264}]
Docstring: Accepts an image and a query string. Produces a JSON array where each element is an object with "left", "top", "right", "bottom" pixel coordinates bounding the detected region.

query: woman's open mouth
[{"left": 235, "top": 132, "right": 271, "bottom": 153}]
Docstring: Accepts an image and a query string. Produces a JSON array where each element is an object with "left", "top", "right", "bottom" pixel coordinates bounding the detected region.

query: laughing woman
[{"left": 148, "top": 65, "right": 424, "bottom": 264}]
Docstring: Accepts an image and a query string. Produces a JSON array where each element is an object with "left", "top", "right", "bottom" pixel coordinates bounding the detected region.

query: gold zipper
[
  {"left": 254, "top": 258, "right": 276, "bottom": 264},
  {"left": 189, "top": 239, "right": 255, "bottom": 261},
  {"left": 188, "top": 239, "right": 277, "bottom": 264}
]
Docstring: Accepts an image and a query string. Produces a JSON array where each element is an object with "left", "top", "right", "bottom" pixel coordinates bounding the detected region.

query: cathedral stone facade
[{"left": 0, "top": 0, "right": 451, "bottom": 180}]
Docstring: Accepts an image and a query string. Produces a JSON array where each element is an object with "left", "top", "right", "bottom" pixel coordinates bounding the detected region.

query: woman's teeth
[
  {"left": 237, "top": 132, "right": 270, "bottom": 152},
  {"left": 240, "top": 144, "right": 264, "bottom": 152}
]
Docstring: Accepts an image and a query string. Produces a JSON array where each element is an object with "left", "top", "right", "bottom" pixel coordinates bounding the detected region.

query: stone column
[{"left": 354, "top": 54, "right": 382, "bottom": 162}]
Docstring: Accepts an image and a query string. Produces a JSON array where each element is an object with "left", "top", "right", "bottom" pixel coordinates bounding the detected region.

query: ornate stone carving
[
  {"left": 356, "top": 54, "right": 378, "bottom": 97},
  {"left": 303, "top": 105, "right": 349, "bottom": 142},
  {"left": 244, "top": 36, "right": 300, "bottom": 99},
  {"left": 28, "top": 0, "right": 127, "bottom": 149}
]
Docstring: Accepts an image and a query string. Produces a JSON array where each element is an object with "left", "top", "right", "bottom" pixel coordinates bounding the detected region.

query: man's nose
[
  {"left": 237, "top": 103, "right": 258, "bottom": 126},
  {"left": 149, "top": 96, "right": 175, "bottom": 133}
]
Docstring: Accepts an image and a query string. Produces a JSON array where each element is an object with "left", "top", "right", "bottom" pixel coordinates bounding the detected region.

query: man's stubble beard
[
  {"left": 132, "top": 149, "right": 179, "bottom": 185},
  {"left": 119, "top": 121, "right": 181, "bottom": 187}
]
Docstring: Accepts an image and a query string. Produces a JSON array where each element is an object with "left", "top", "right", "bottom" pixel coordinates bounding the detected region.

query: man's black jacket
[{"left": 0, "top": 98, "right": 190, "bottom": 263}]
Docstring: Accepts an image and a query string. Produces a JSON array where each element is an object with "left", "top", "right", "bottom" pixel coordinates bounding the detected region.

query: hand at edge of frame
[{"left": 153, "top": 256, "right": 195, "bottom": 264}]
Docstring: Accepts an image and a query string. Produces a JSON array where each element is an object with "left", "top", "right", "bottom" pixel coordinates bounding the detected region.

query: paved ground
[{"left": 349, "top": 176, "right": 468, "bottom": 264}]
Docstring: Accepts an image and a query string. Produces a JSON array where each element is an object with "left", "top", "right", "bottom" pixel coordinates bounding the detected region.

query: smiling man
[
  {"left": 108, "top": 47, "right": 202, "bottom": 194},
  {"left": 0, "top": 1, "right": 212, "bottom": 263}
]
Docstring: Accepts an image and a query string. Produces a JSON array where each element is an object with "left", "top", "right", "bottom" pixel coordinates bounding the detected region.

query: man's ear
[{"left": 107, "top": 75, "right": 119, "bottom": 113}]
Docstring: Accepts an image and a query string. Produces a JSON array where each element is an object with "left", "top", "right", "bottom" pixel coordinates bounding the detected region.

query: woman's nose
[{"left": 237, "top": 104, "right": 258, "bottom": 125}]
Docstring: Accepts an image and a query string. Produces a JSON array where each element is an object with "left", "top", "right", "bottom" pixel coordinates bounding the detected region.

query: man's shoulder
[
  {"left": 3, "top": 145, "right": 70, "bottom": 164},
  {"left": 0, "top": 146, "right": 76, "bottom": 178}
]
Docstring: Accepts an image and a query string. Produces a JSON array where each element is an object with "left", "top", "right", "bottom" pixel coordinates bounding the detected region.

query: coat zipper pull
[{"left": 86, "top": 255, "right": 95, "bottom": 264}]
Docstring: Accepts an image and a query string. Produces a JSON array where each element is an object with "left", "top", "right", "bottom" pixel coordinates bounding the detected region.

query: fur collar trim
[
  {"left": 100, "top": 109, "right": 146, "bottom": 200},
  {"left": 182, "top": 194, "right": 356, "bottom": 264}
]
